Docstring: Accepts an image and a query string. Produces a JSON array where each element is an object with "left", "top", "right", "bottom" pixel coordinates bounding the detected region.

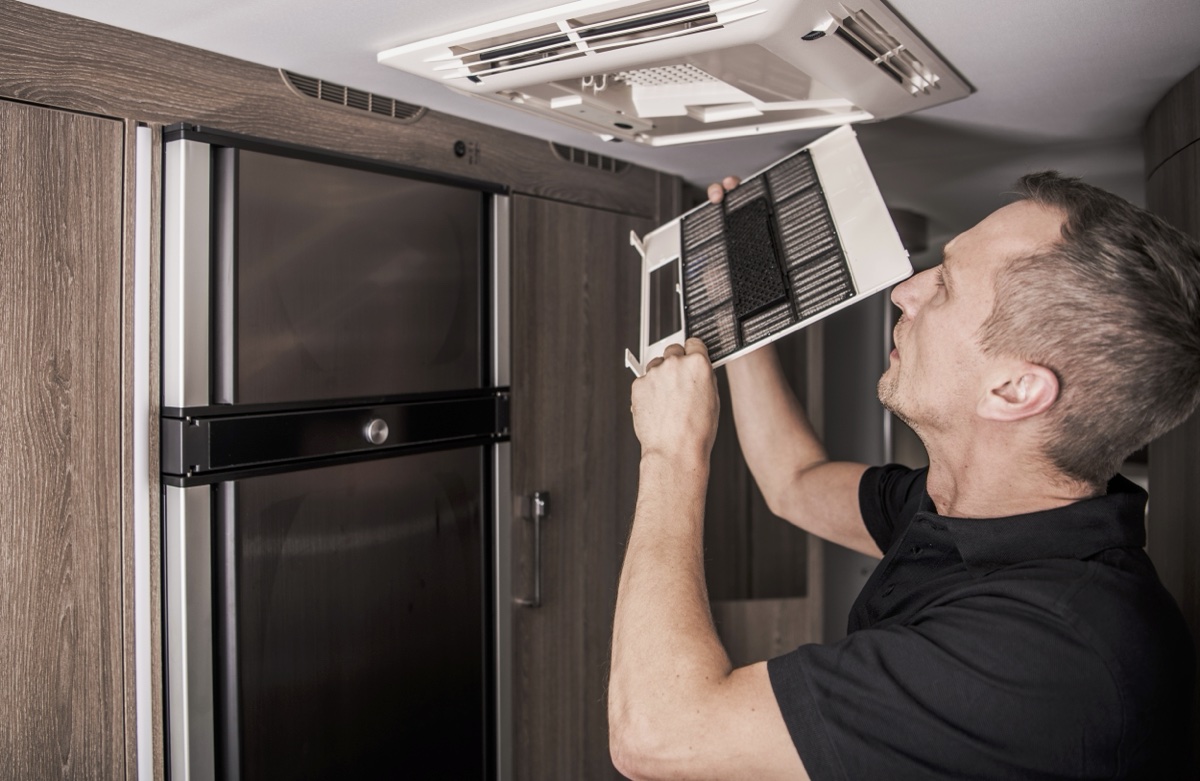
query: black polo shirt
[{"left": 767, "top": 464, "right": 1195, "bottom": 780}]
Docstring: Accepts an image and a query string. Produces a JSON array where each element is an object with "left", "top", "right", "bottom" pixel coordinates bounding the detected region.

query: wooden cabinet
[
  {"left": 509, "top": 195, "right": 651, "bottom": 779},
  {"left": 0, "top": 100, "right": 127, "bottom": 779},
  {"left": 1144, "top": 62, "right": 1200, "bottom": 772}
]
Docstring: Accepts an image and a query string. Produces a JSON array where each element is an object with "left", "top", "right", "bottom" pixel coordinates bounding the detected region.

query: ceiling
[{"left": 21, "top": 0, "right": 1200, "bottom": 255}]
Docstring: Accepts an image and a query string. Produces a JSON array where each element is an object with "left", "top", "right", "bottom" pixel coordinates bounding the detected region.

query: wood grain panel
[
  {"left": 0, "top": 0, "right": 658, "bottom": 219},
  {"left": 511, "top": 195, "right": 649, "bottom": 780},
  {"left": 1144, "top": 64, "right": 1200, "bottom": 177},
  {"left": 703, "top": 371, "right": 752, "bottom": 600},
  {"left": 0, "top": 100, "right": 126, "bottom": 779},
  {"left": 711, "top": 598, "right": 816, "bottom": 668},
  {"left": 1145, "top": 139, "right": 1200, "bottom": 773},
  {"left": 119, "top": 118, "right": 137, "bottom": 781},
  {"left": 749, "top": 333, "right": 813, "bottom": 599}
]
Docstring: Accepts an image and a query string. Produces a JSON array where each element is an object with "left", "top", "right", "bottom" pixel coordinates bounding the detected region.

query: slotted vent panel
[
  {"left": 550, "top": 142, "right": 631, "bottom": 173},
  {"left": 281, "top": 70, "right": 426, "bottom": 123},
  {"left": 447, "top": 0, "right": 748, "bottom": 82},
  {"left": 682, "top": 202, "right": 724, "bottom": 250},
  {"left": 680, "top": 149, "right": 855, "bottom": 361},
  {"left": 834, "top": 10, "right": 941, "bottom": 95},
  {"left": 740, "top": 301, "right": 792, "bottom": 343}
]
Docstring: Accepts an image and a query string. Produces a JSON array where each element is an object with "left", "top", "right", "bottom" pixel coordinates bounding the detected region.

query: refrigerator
[{"left": 160, "top": 125, "right": 511, "bottom": 780}]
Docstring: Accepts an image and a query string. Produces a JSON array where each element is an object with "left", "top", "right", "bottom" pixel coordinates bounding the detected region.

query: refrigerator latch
[
  {"left": 495, "top": 391, "right": 511, "bottom": 438},
  {"left": 161, "top": 416, "right": 209, "bottom": 477}
]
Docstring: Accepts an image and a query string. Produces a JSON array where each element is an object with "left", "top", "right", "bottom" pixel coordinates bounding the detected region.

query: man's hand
[{"left": 630, "top": 338, "right": 719, "bottom": 466}]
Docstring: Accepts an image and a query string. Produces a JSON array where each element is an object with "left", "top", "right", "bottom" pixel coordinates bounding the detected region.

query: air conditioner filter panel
[{"left": 625, "top": 125, "right": 911, "bottom": 374}]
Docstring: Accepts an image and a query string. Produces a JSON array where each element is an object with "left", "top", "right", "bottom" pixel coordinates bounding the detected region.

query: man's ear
[{"left": 978, "top": 362, "right": 1059, "bottom": 422}]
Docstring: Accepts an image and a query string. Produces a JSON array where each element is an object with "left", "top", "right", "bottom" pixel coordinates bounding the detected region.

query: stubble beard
[{"left": 877, "top": 369, "right": 918, "bottom": 430}]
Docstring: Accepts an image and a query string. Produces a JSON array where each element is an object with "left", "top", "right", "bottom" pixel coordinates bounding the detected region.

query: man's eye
[{"left": 934, "top": 268, "right": 945, "bottom": 287}]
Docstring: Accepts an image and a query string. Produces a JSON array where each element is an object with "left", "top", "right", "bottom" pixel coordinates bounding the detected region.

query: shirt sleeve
[
  {"left": 857, "top": 464, "right": 927, "bottom": 555},
  {"left": 766, "top": 598, "right": 1121, "bottom": 781}
]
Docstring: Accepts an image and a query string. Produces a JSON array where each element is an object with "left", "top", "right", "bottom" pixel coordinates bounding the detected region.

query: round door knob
[{"left": 364, "top": 418, "right": 389, "bottom": 445}]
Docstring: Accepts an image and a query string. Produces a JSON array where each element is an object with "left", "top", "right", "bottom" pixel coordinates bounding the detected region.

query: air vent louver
[
  {"left": 446, "top": 0, "right": 731, "bottom": 82},
  {"left": 550, "top": 142, "right": 631, "bottom": 173},
  {"left": 834, "top": 10, "right": 941, "bottom": 95},
  {"left": 281, "top": 70, "right": 426, "bottom": 122}
]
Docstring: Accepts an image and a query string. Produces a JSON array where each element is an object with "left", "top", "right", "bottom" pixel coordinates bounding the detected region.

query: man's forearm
[
  {"left": 609, "top": 453, "right": 731, "bottom": 765},
  {"left": 725, "top": 345, "right": 828, "bottom": 507}
]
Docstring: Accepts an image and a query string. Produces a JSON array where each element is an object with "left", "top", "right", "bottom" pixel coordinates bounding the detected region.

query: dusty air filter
[{"left": 625, "top": 125, "right": 911, "bottom": 374}]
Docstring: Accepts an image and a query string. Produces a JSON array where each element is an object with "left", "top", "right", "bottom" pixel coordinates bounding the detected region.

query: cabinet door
[
  {"left": 510, "top": 195, "right": 650, "bottom": 780},
  {"left": 0, "top": 101, "right": 126, "bottom": 777}
]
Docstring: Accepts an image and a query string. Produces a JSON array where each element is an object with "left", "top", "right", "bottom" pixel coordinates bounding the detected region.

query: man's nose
[{"left": 891, "top": 269, "right": 925, "bottom": 315}]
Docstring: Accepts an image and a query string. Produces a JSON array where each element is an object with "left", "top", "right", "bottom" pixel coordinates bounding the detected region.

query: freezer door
[{"left": 215, "top": 147, "right": 486, "bottom": 405}]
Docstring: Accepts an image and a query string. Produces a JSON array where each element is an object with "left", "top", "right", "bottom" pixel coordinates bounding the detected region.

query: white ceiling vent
[{"left": 378, "top": 0, "right": 972, "bottom": 146}]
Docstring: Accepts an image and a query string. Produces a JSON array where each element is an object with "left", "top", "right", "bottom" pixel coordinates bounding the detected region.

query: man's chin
[{"left": 877, "top": 379, "right": 915, "bottom": 428}]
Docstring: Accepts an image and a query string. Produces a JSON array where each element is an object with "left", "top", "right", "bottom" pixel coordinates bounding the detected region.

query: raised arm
[
  {"left": 709, "top": 178, "right": 880, "bottom": 558},
  {"left": 725, "top": 347, "right": 879, "bottom": 557}
]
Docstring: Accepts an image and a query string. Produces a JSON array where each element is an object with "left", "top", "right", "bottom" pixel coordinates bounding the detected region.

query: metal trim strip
[
  {"left": 133, "top": 123, "right": 154, "bottom": 781},
  {"left": 162, "top": 139, "right": 212, "bottom": 409},
  {"left": 165, "top": 485, "right": 216, "bottom": 781},
  {"left": 492, "top": 194, "right": 511, "bottom": 388},
  {"left": 493, "top": 441, "right": 513, "bottom": 781}
]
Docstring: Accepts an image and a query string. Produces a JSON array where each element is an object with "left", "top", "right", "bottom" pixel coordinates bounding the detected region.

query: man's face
[{"left": 877, "top": 201, "right": 1064, "bottom": 436}]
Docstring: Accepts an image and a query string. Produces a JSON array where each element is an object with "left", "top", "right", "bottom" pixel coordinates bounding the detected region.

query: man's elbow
[{"left": 609, "top": 704, "right": 675, "bottom": 781}]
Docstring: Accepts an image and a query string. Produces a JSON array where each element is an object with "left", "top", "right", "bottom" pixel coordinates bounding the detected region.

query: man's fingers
[
  {"left": 706, "top": 176, "right": 741, "bottom": 205},
  {"left": 645, "top": 356, "right": 665, "bottom": 372},
  {"left": 662, "top": 342, "right": 687, "bottom": 359},
  {"left": 684, "top": 337, "right": 711, "bottom": 362}
]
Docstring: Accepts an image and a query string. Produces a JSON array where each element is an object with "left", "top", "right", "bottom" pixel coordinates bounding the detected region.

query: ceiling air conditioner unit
[{"left": 377, "top": 0, "right": 972, "bottom": 146}]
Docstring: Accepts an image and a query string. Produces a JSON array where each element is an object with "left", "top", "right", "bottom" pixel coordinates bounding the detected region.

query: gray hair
[{"left": 978, "top": 171, "right": 1200, "bottom": 488}]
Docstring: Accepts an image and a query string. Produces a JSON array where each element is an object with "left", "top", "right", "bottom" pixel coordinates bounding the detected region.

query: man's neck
[{"left": 923, "top": 442, "right": 1099, "bottom": 519}]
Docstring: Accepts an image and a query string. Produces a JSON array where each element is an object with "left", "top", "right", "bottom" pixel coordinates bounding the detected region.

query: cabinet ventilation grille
[
  {"left": 550, "top": 142, "right": 631, "bottom": 174},
  {"left": 281, "top": 70, "right": 427, "bottom": 122}
]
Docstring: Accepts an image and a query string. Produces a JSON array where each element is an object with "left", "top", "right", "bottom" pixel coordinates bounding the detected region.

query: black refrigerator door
[
  {"left": 217, "top": 147, "right": 486, "bottom": 405},
  {"left": 216, "top": 447, "right": 489, "bottom": 780}
]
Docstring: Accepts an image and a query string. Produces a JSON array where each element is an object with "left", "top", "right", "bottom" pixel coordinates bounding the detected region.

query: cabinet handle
[{"left": 516, "top": 491, "right": 549, "bottom": 608}]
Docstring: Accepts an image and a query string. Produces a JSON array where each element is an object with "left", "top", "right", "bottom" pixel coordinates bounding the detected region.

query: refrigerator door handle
[{"left": 516, "top": 491, "right": 550, "bottom": 608}]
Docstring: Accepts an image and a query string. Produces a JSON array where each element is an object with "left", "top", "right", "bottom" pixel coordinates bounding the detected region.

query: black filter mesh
[{"left": 725, "top": 198, "right": 787, "bottom": 318}]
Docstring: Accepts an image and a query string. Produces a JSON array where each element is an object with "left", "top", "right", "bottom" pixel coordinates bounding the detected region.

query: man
[{"left": 608, "top": 172, "right": 1199, "bottom": 780}]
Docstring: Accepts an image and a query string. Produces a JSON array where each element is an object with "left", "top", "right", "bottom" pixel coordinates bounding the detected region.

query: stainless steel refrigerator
[{"left": 160, "top": 126, "right": 510, "bottom": 780}]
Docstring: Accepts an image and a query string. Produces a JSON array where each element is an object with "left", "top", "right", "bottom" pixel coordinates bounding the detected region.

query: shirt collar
[{"left": 914, "top": 474, "right": 1147, "bottom": 575}]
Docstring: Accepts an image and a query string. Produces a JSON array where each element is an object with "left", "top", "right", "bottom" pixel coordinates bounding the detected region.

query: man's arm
[
  {"left": 708, "top": 177, "right": 881, "bottom": 559},
  {"left": 609, "top": 339, "right": 807, "bottom": 781},
  {"left": 725, "top": 346, "right": 881, "bottom": 558}
]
